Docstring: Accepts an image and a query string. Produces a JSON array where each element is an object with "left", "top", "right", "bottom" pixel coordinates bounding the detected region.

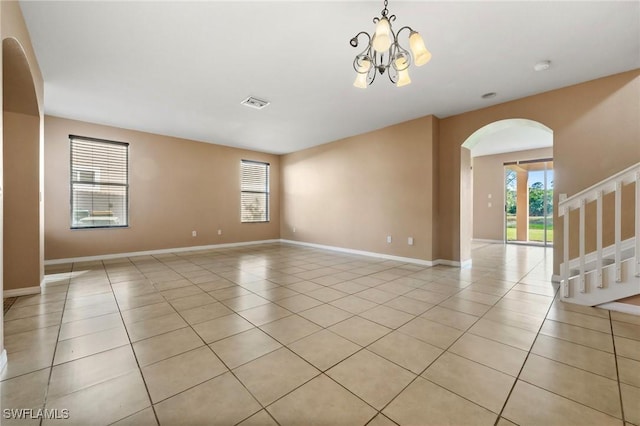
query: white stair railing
[{"left": 558, "top": 162, "right": 640, "bottom": 301}]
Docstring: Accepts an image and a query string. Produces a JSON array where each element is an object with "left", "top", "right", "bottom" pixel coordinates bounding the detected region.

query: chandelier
[{"left": 350, "top": 0, "right": 432, "bottom": 88}]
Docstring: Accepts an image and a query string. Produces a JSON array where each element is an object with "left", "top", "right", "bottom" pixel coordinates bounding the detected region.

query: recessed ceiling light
[
  {"left": 241, "top": 96, "right": 270, "bottom": 110},
  {"left": 534, "top": 60, "right": 551, "bottom": 71},
  {"left": 481, "top": 92, "right": 497, "bottom": 99}
]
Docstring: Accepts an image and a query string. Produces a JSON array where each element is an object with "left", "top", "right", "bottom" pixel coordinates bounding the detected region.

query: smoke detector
[{"left": 241, "top": 96, "right": 270, "bottom": 110}]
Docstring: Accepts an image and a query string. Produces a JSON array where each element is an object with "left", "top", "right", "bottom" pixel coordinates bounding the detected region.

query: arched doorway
[
  {"left": 3, "top": 37, "right": 43, "bottom": 296},
  {"left": 459, "top": 119, "right": 553, "bottom": 262}
]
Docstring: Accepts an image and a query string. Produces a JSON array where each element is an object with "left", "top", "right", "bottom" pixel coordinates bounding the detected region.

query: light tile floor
[{"left": 2, "top": 242, "right": 639, "bottom": 425}]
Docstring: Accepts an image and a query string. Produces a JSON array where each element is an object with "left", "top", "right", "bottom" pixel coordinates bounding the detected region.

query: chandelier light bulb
[
  {"left": 409, "top": 31, "right": 432, "bottom": 66},
  {"left": 395, "top": 57, "right": 411, "bottom": 87},
  {"left": 372, "top": 18, "right": 392, "bottom": 52},
  {"left": 353, "top": 72, "right": 368, "bottom": 89},
  {"left": 353, "top": 58, "right": 371, "bottom": 88}
]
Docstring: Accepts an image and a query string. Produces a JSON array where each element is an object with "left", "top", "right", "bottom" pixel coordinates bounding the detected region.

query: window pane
[
  {"left": 241, "top": 192, "right": 268, "bottom": 223},
  {"left": 241, "top": 160, "right": 269, "bottom": 222},
  {"left": 70, "top": 136, "right": 129, "bottom": 229}
]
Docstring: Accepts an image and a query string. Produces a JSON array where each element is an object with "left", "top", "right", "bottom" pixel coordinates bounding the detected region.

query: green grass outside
[
  {"left": 506, "top": 227, "right": 553, "bottom": 242},
  {"left": 506, "top": 216, "right": 553, "bottom": 242}
]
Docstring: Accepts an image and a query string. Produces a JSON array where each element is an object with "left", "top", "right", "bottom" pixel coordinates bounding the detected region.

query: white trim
[
  {"left": 472, "top": 239, "right": 504, "bottom": 244},
  {"left": 551, "top": 274, "right": 561, "bottom": 283},
  {"left": 434, "top": 259, "right": 461, "bottom": 267},
  {"left": 44, "top": 239, "right": 281, "bottom": 265},
  {"left": 43, "top": 238, "right": 469, "bottom": 270},
  {"left": 280, "top": 239, "right": 436, "bottom": 266},
  {"left": 3, "top": 286, "right": 41, "bottom": 298},
  {"left": 0, "top": 350, "right": 7, "bottom": 374},
  {"left": 562, "top": 237, "right": 635, "bottom": 273},
  {"left": 596, "top": 302, "right": 640, "bottom": 316}
]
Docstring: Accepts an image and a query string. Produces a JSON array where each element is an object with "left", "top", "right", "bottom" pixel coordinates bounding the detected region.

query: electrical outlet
[
  {"left": 192, "top": 230, "right": 197, "bottom": 237},
  {"left": 408, "top": 237, "right": 414, "bottom": 246},
  {"left": 386, "top": 235, "right": 392, "bottom": 244},
  {"left": 488, "top": 202, "right": 492, "bottom": 208},
  {"left": 293, "top": 227, "right": 296, "bottom": 233},
  {"left": 217, "top": 229, "right": 222, "bottom": 235}
]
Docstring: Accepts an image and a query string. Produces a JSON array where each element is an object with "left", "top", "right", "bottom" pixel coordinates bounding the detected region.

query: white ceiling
[
  {"left": 19, "top": 1, "right": 640, "bottom": 155},
  {"left": 470, "top": 125, "right": 553, "bottom": 158}
]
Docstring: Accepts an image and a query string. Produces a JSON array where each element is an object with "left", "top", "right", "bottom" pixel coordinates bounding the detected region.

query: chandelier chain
[{"left": 381, "top": 0, "right": 389, "bottom": 17}]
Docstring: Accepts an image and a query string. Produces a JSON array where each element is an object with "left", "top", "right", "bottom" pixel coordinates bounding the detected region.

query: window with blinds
[
  {"left": 70, "top": 135, "right": 129, "bottom": 229},
  {"left": 241, "top": 160, "right": 270, "bottom": 223}
]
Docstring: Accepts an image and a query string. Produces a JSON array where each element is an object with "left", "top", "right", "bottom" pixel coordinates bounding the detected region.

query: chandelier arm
[
  {"left": 369, "top": 66, "right": 378, "bottom": 85},
  {"left": 387, "top": 67, "right": 397, "bottom": 84},
  {"left": 350, "top": 31, "right": 372, "bottom": 48},
  {"left": 395, "top": 26, "right": 413, "bottom": 39}
]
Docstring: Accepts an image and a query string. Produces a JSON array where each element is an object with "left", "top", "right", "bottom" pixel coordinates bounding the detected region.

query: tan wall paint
[
  {"left": 1, "top": 1, "right": 44, "bottom": 113},
  {"left": 280, "top": 115, "right": 438, "bottom": 262},
  {"left": 3, "top": 112, "right": 40, "bottom": 290},
  {"left": 460, "top": 148, "right": 472, "bottom": 262},
  {"left": 431, "top": 118, "right": 440, "bottom": 260},
  {"left": 439, "top": 69, "right": 640, "bottom": 273},
  {"left": 1, "top": 0, "right": 46, "bottom": 367},
  {"left": 44, "top": 116, "right": 280, "bottom": 260},
  {"left": 619, "top": 295, "right": 640, "bottom": 306},
  {"left": 0, "top": 0, "right": 4, "bottom": 364},
  {"left": 472, "top": 148, "right": 553, "bottom": 241}
]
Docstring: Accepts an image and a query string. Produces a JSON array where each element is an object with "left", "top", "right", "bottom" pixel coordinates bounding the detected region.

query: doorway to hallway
[{"left": 505, "top": 158, "right": 554, "bottom": 246}]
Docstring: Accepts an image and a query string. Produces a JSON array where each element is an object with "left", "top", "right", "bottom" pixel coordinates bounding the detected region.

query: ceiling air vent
[{"left": 241, "top": 96, "right": 270, "bottom": 110}]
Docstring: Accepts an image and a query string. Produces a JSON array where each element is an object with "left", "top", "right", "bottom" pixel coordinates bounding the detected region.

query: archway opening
[
  {"left": 460, "top": 119, "right": 554, "bottom": 262},
  {"left": 3, "top": 37, "right": 42, "bottom": 295}
]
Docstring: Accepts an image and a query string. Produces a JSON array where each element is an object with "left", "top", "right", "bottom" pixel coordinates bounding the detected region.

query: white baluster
[
  {"left": 579, "top": 199, "right": 586, "bottom": 293},
  {"left": 596, "top": 190, "right": 604, "bottom": 288},
  {"left": 563, "top": 204, "right": 570, "bottom": 297},
  {"left": 636, "top": 172, "right": 640, "bottom": 277},
  {"left": 615, "top": 181, "right": 622, "bottom": 283}
]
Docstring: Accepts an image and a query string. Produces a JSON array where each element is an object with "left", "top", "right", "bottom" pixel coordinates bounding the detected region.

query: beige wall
[
  {"left": 1, "top": 0, "right": 46, "bottom": 369},
  {"left": 3, "top": 112, "right": 40, "bottom": 290},
  {"left": 472, "top": 147, "right": 553, "bottom": 241},
  {"left": 280, "top": 115, "right": 439, "bottom": 262},
  {"left": 45, "top": 116, "right": 280, "bottom": 260},
  {"left": 439, "top": 69, "right": 640, "bottom": 274}
]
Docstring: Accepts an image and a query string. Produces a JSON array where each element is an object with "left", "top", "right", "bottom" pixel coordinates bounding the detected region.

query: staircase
[{"left": 559, "top": 162, "right": 640, "bottom": 306}]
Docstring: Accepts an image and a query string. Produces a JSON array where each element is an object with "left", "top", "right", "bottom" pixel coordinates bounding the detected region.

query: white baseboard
[
  {"left": 551, "top": 274, "right": 561, "bottom": 283},
  {"left": 0, "top": 350, "right": 7, "bottom": 374},
  {"left": 43, "top": 238, "right": 468, "bottom": 270},
  {"left": 44, "top": 239, "right": 282, "bottom": 265},
  {"left": 281, "top": 239, "right": 437, "bottom": 267},
  {"left": 597, "top": 302, "right": 640, "bottom": 316},
  {"left": 3, "top": 286, "right": 41, "bottom": 298},
  {"left": 433, "top": 258, "right": 472, "bottom": 268},
  {"left": 472, "top": 239, "right": 504, "bottom": 244}
]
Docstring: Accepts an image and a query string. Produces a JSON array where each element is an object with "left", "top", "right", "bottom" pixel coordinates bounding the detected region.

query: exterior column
[{"left": 516, "top": 170, "right": 529, "bottom": 241}]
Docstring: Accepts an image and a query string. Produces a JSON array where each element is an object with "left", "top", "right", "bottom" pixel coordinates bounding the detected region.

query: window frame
[
  {"left": 69, "top": 135, "right": 130, "bottom": 230},
  {"left": 240, "top": 159, "right": 270, "bottom": 223}
]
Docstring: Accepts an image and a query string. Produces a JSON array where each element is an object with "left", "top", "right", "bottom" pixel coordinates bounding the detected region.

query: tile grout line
[
  {"left": 105, "top": 258, "right": 163, "bottom": 426},
  {"left": 371, "top": 248, "right": 557, "bottom": 423},
  {"left": 39, "top": 264, "right": 73, "bottom": 426},
  {"left": 609, "top": 309, "right": 626, "bottom": 424},
  {"left": 12, "top": 243, "right": 630, "bottom": 426},
  {"left": 494, "top": 282, "right": 562, "bottom": 425},
  {"left": 144, "top": 253, "right": 283, "bottom": 425}
]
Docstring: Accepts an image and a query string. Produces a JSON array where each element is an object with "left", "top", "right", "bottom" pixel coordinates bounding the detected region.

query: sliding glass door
[{"left": 504, "top": 159, "right": 553, "bottom": 246}]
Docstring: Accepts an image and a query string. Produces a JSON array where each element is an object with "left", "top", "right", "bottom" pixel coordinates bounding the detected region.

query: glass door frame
[{"left": 504, "top": 158, "right": 553, "bottom": 247}]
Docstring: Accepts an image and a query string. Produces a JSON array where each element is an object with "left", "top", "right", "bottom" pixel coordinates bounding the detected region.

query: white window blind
[
  {"left": 70, "top": 135, "right": 129, "bottom": 229},
  {"left": 241, "top": 160, "right": 269, "bottom": 223}
]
